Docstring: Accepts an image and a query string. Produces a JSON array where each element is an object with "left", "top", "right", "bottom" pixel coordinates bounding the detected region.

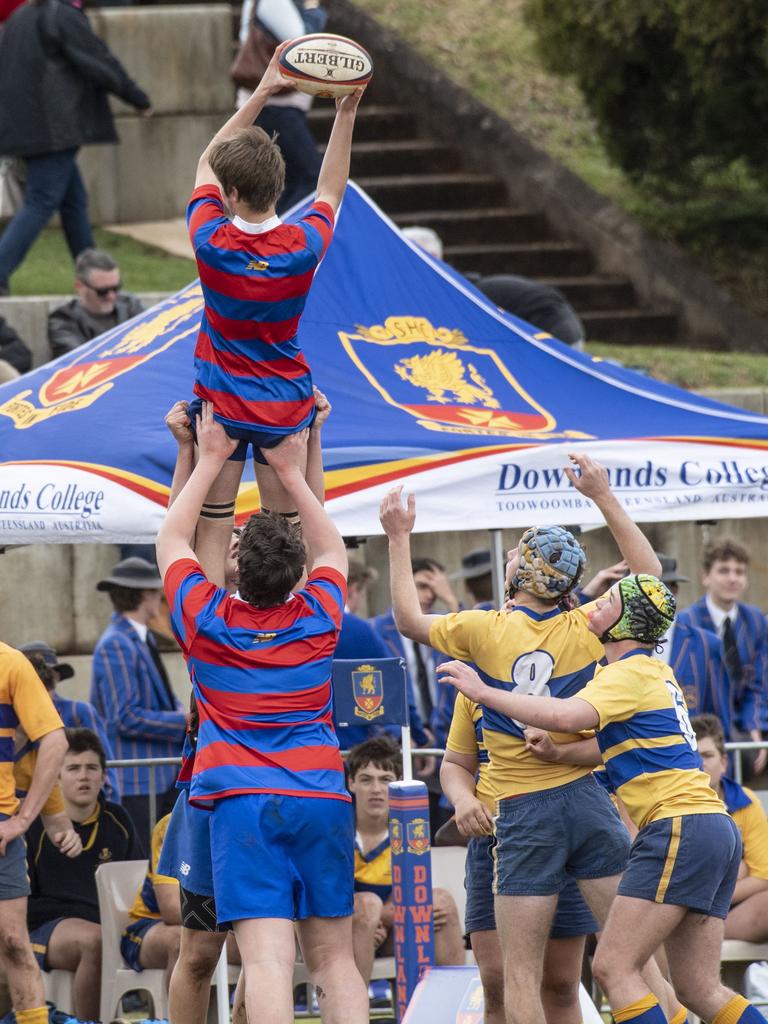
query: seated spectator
[
  {"left": 122, "top": 813, "right": 182, "bottom": 994},
  {"left": 401, "top": 225, "right": 585, "bottom": 348},
  {"left": 693, "top": 714, "right": 768, "bottom": 942},
  {"left": 26, "top": 727, "right": 139, "bottom": 1023},
  {"left": 0, "top": 314, "right": 32, "bottom": 374},
  {"left": 348, "top": 737, "right": 464, "bottom": 986},
  {"left": 20, "top": 640, "right": 121, "bottom": 801},
  {"left": 47, "top": 249, "right": 143, "bottom": 359}
]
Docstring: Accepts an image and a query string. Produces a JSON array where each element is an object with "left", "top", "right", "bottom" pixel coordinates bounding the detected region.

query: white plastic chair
[
  {"left": 42, "top": 969, "right": 75, "bottom": 1016},
  {"left": 95, "top": 860, "right": 168, "bottom": 1023}
]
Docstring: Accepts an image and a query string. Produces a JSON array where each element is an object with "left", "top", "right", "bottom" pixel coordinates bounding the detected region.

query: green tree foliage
[{"left": 523, "top": 0, "right": 768, "bottom": 190}]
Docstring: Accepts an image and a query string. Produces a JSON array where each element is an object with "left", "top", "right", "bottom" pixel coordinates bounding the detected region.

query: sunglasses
[{"left": 80, "top": 279, "right": 121, "bottom": 298}]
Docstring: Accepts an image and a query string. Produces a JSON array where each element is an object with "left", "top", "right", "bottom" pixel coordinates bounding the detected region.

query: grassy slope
[
  {"left": 352, "top": 0, "right": 768, "bottom": 318},
  {"left": 10, "top": 227, "right": 196, "bottom": 296},
  {"left": 586, "top": 342, "right": 768, "bottom": 391}
]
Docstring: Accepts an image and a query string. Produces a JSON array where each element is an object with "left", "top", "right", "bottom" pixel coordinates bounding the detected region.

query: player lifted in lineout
[{"left": 185, "top": 40, "right": 364, "bottom": 584}]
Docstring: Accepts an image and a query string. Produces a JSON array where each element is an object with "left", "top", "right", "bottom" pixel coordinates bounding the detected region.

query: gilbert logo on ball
[{"left": 279, "top": 33, "right": 373, "bottom": 98}]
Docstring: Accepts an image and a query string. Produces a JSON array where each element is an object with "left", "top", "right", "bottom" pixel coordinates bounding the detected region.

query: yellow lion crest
[{"left": 395, "top": 349, "right": 500, "bottom": 408}]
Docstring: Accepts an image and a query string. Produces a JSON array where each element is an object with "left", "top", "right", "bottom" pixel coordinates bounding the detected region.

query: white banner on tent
[{"left": 2, "top": 439, "right": 767, "bottom": 544}]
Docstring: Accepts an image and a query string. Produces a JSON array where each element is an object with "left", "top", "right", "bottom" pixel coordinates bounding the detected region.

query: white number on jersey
[
  {"left": 509, "top": 651, "right": 555, "bottom": 730},
  {"left": 665, "top": 679, "right": 697, "bottom": 750}
]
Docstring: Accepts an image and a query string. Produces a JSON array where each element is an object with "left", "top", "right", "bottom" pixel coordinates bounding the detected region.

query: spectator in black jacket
[
  {"left": 0, "top": 0, "right": 152, "bottom": 295},
  {"left": 0, "top": 315, "right": 32, "bottom": 377},
  {"left": 48, "top": 248, "right": 143, "bottom": 357}
]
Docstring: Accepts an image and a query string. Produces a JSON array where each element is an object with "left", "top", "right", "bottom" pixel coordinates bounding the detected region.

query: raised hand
[
  {"left": 379, "top": 486, "right": 416, "bottom": 539},
  {"left": 564, "top": 452, "right": 611, "bottom": 501},
  {"left": 263, "top": 427, "right": 310, "bottom": 475},
  {"left": 196, "top": 401, "right": 238, "bottom": 464},
  {"left": 164, "top": 400, "right": 193, "bottom": 446}
]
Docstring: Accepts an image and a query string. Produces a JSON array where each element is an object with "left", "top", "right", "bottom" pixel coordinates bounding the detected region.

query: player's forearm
[
  {"left": 315, "top": 107, "right": 357, "bottom": 211},
  {"left": 551, "top": 737, "right": 602, "bottom": 765},
  {"left": 168, "top": 440, "right": 195, "bottom": 509},
  {"left": 593, "top": 490, "right": 661, "bottom": 576},
  {"left": 439, "top": 759, "right": 479, "bottom": 808},
  {"left": 306, "top": 425, "right": 325, "bottom": 505},
  {"left": 278, "top": 466, "right": 346, "bottom": 569},
  {"left": 158, "top": 455, "right": 223, "bottom": 550},
  {"left": 388, "top": 535, "right": 433, "bottom": 644},
  {"left": 469, "top": 685, "right": 594, "bottom": 733},
  {"left": 17, "top": 730, "right": 67, "bottom": 830}
]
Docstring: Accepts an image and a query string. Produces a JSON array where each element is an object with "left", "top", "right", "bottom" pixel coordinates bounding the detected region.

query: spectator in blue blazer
[
  {"left": 678, "top": 538, "right": 767, "bottom": 778},
  {"left": 90, "top": 557, "right": 186, "bottom": 853},
  {"left": 19, "top": 641, "right": 120, "bottom": 803}
]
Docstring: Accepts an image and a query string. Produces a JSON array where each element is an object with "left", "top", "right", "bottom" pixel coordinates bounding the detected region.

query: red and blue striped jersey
[
  {"left": 164, "top": 557, "right": 350, "bottom": 805},
  {"left": 186, "top": 185, "right": 335, "bottom": 435}
]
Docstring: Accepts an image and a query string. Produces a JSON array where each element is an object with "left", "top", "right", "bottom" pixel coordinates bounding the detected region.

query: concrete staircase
[{"left": 309, "top": 104, "right": 678, "bottom": 345}]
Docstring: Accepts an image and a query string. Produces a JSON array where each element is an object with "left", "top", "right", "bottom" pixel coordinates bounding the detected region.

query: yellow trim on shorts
[{"left": 655, "top": 816, "right": 682, "bottom": 902}]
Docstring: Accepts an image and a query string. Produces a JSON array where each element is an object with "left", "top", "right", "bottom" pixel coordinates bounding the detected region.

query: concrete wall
[
  {"left": 0, "top": 293, "right": 169, "bottom": 369},
  {"left": 76, "top": 5, "right": 235, "bottom": 224}
]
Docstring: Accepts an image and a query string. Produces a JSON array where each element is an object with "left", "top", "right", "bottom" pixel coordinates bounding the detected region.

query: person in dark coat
[
  {"left": 0, "top": 0, "right": 152, "bottom": 294},
  {"left": 0, "top": 316, "right": 32, "bottom": 375}
]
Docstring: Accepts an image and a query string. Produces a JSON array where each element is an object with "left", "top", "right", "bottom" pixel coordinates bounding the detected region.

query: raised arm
[
  {"left": 165, "top": 401, "right": 196, "bottom": 510},
  {"left": 379, "top": 487, "right": 440, "bottom": 645},
  {"left": 565, "top": 453, "right": 661, "bottom": 577},
  {"left": 195, "top": 44, "right": 294, "bottom": 188},
  {"left": 264, "top": 430, "right": 347, "bottom": 576},
  {"left": 315, "top": 89, "right": 365, "bottom": 214}
]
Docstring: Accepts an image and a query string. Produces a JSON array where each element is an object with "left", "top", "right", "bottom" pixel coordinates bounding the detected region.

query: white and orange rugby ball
[{"left": 278, "top": 33, "right": 373, "bottom": 98}]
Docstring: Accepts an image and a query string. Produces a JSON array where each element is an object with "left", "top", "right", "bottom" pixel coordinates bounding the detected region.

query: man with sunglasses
[{"left": 48, "top": 247, "right": 143, "bottom": 358}]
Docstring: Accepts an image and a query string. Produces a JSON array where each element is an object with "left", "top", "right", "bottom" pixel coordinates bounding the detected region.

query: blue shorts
[
  {"left": 0, "top": 813, "right": 29, "bottom": 899},
  {"left": 618, "top": 812, "right": 741, "bottom": 918},
  {"left": 188, "top": 398, "right": 315, "bottom": 464},
  {"left": 494, "top": 774, "right": 630, "bottom": 897},
  {"left": 157, "top": 788, "right": 214, "bottom": 898},
  {"left": 29, "top": 917, "right": 63, "bottom": 969},
  {"left": 121, "top": 917, "right": 160, "bottom": 972},
  {"left": 210, "top": 793, "right": 354, "bottom": 924},
  {"left": 464, "top": 835, "right": 598, "bottom": 937}
]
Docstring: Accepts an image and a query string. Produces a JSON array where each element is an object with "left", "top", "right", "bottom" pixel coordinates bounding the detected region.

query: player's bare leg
[
  {"left": 351, "top": 891, "right": 382, "bottom": 984},
  {"left": 468, "top": 930, "right": 505, "bottom": 1024},
  {"left": 0, "top": 897, "right": 47, "bottom": 1013},
  {"left": 194, "top": 459, "right": 243, "bottom": 588},
  {"left": 234, "top": 918, "right": 295, "bottom": 1024},
  {"left": 495, "top": 893, "right": 558, "bottom": 1024},
  {"left": 666, "top": 910, "right": 762, "bottom": 1022},
  {"left": 169, "top": 928, "right": 241, "bottom": 1024},
  {"left": 255, "top": 444, "right": 308, "bottom": 520},
  {"left": 542, "top": 936, "right": 585, "bottom": 1024},
  {"left": 297, "top": 915, "right": 368, "bottom": 1024}
]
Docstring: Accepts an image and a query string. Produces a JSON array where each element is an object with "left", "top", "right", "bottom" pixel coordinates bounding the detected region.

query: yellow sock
[
  {"left": 16, "top": 1008, "right": 49, "bottom": 1024},
  {"left": 669, "top": 1007, "right": 688, "bottom": 1024},
  {"left": 614, "top": 994, "right": 668, "bottom": 1023},
  {"left": 712, "top": 994, "right": 764, "bottom": 1024}
]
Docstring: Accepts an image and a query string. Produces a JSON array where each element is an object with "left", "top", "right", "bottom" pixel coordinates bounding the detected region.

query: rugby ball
[{"left": 278, "top": 33, "right": 373, "bottom": 98}]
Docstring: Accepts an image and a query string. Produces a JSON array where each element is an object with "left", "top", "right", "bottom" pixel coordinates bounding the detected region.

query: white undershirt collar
[
  {"left": 705, "top": 594, "right": 737, "bottom": 635},
  {"left": 232, "top": 213, "right": 282, "bottom": 234}
]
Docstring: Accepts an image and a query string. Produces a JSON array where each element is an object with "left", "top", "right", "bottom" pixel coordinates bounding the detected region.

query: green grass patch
[
  {"left": 353, "top": 0, "right": 768, "bottom": 318},
  {"left": 9, "top": 227, "right": 196, "bottom": 296},
  {"left": 586, "top": 342, "right": 768, "bottom": 391}
]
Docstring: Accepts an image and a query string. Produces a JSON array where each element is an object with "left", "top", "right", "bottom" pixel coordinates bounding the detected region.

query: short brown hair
[
  {"left": 237, "top": 512, "right": 306, "bottom": 607},
  {"left": 691, "top": 713, "right": 726, "bottom": 756},
  {"left": 209, "top": 127, "right": 285, "bottom": 212},
  {"left": 702, "top": 538, "right": 749, "bottom": 572},
  {"left": 66, "top": 727, "right": 108, "bottom": 771},
  {"left": 347, "top": 736, "right": 402, "bottom": 781}
]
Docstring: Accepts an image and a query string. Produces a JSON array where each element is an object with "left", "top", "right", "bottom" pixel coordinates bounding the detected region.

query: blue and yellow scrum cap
[
  {"left": 511, "top": 526, "right": 586, "bottom": 600},
  {"left": 601, "top": 573, "right": 676, "bottom": 644}
]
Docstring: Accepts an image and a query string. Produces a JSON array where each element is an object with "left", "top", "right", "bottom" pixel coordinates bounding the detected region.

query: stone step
[
  {"left": 308, "top": 104, "right": 416, "bottom": 143},
  {"left": 338, "top": 139, "right": 459, "bottom": 177},
  {"left": 355, "top": 174, "right": 508, "bottom": 213},
  {"left": 536, "top": 276, "right": 637, "bottom": 312},
  {"left": 580, "top": 308, "right": 678, "bottom": 344},
  {"left": 445, "top": 242, "right": 593, "bottom": 278},
  {"left": 393, "top": 207, "right": 551, "bottom": 245}
]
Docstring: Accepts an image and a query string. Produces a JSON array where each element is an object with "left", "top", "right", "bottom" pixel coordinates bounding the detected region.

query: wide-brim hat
[
  {"left": 97, "top": 556, "right": 162, "bottom": 591},
  {"left": 656, "top": 553, "right": 689, "bottom": 585},
  {"left": 450, "top": 548, "right": 493, "bottom": 581},
  {"left": 18, "top": 640, "right": 74, "bottom": 681}
]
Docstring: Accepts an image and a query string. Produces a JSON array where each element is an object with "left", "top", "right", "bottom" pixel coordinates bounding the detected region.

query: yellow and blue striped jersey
[
  {"left": 721, "top": 777, "right": 768, "bottom": 881},
  {"left": 429, "top": 605, "right": 604, "bottom": 798},
  {"left": 14, "top": 734, "right": 64, "bottom": 817},
  {"left": 445, "top": 694, "right": 495, "bottom": 810},
  {"left": 0, "top": 643, "right": 63, "bottom": 816},
  {"left": 129, "top": 813, "right": 178, "bottom": 921},
  {"left": 354, "top": 832, "right": 391, "bottom": 901},
  {"left": 578, "top": 651, "right": 725, "bottom": 829}
]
